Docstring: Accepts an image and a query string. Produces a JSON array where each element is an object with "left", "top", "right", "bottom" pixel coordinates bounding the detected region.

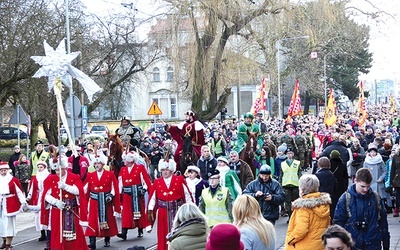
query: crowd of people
[{"left": 1, "top": 106, "right": 399, "bottom": 250}]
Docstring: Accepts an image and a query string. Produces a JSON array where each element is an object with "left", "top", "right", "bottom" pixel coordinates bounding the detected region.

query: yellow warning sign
[{"left": 147, "top": 102, "right": 163, "bottom": 115}]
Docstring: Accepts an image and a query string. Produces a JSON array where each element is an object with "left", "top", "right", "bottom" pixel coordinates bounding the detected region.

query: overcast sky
[{"left": 80, "top": 0, "right": 400, "bottom": 82}]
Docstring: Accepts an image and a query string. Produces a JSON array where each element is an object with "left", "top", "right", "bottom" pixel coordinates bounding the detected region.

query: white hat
[
  {"left": 217, "top": 156, "right": 229, "bottom": 165},
  {"left": 94, "top": 156, "right": 106, "bottom": 165},
  {"left": 49, "top": 156, "right": 68, "bottom": 170},
  {"left": 36, "top": 161, "right": 48, "bottom": 168},
  {"left": 0, "top": 162, "right": 9, "bottom": 169},
  {"left": 125, "top": 151, "right": 138, "bottom": 163},
  {"left": 158, "top": 159, "right": 176, "bottom": 172},
  {"left": 187, "top": 165, "right": 200, "bottom": 173}
]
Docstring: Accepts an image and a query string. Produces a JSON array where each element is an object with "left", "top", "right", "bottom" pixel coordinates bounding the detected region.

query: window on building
[
  {"left": 166, "top": 66, "right": 174, "bottom": 82},
  {"left": 153, "top": 67, "right": 160, "bottom": 82},
  {"left": 170, "top": 98, "right": 176, "bottom": 118}
]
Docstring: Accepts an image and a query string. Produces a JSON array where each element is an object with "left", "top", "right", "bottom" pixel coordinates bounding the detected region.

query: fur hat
[
  {"left": 217, "top": 156, "right": 229, "bottom": 165},
  {"left": 243, "top": 112, "right": 254, "bottom": 119},
  {"left": 184, "top": 110, "right": 195, "bottom": 117},
  {"left": 158, "top": 159, "right": 176, "bottom": 172},
  {"left": 49, "top": 156, "right": 68, "bottom": 170},
  {"left": 187, "top": 165, "right": 200, "bottom": 173},
  {"left": 36, "top": 160, "right": 48, "bottom": 168},
  {"left": 0, "top": 162, "right": 9, "bottom": 169},
  {"left": 125, "top": 151, "right": 138, "bottom": 163},
  {"left": 94, "top": 156, "right": 106, "bottom": 165}
]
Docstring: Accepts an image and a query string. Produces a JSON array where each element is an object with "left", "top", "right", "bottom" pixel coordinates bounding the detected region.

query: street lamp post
[
  {"left": 324, "top": 55, "right": 327, "bottom": 108},
  {"left": 276, "top": 35, "right": 309, "bottom": 118}
]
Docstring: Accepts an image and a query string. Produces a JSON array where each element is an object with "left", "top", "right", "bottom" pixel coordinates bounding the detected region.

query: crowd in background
[{"left": 2, "top": 105, "right": 400, "bottom": 249}]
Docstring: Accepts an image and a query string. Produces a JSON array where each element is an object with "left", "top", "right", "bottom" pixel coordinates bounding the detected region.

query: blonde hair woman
[
  {"left": 233, "top": 195, "right": 276, "bottom": 250},
  {"left": 167, "top": 203, "right": 209, "bottom": 250}
]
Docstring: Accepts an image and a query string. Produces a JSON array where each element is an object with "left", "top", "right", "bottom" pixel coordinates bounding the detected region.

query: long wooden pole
[{"left": 57, "top": 102, "right": 63, "bottom": 244}]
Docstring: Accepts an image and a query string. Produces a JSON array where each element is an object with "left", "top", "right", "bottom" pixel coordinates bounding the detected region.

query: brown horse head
[{"left": 106, "top": 134, "right": 123, "bottom": 162}]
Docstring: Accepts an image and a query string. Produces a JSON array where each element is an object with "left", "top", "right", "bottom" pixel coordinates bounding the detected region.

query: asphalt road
[{"left": 12, "top": 211, "right": 290, "bottom": 250}]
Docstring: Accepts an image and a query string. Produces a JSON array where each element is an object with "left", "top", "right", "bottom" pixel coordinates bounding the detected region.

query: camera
[
  {"left": 263, "top": 193, "right": 271, "bottom": 198},
  {"left": 355, "top": 221, "right": 368, "bottom": 230}
]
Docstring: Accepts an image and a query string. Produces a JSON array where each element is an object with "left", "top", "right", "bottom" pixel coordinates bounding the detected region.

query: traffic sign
[
  {"left": 8, "top": 105, "right": 29, "bottom": 124},
  {"left": 82, "top": 106, "right": 88, "bottom": 133},
  {"left": 147, "top": 102, "right": 163, "bottom": 115}
]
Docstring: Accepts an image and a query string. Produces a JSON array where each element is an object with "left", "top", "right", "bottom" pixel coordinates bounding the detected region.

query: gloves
[
  {"left": 113, "top": 211, "right": 121, "bottom": 218},
  {"left": 353, "top": 153, "right": 358, "bottom": 157},
  {"left": 58, "top": 181, "right": 66, "bottom": 189},
  {"left": 54, "top": 200, "right": 65, "bottom": 210},
  {"left": 105, "top": 193, "right": 113, "bottom": 203},
  {"left": 22, "top": 203, "right": 29, "bottom": 212},
  {"left": 79, "top": 221, "right": 88, "bottom": 228},
  {"left": 148, "top": 210, "right": 154, "bottom": 223}
]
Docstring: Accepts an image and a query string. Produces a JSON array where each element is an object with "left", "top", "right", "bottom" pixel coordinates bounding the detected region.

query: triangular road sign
[
  {"left": 8, "top": 105, "right": 29, "bottom": 124},
  {"left": 147, "top": 102, "right": 163, "bottom": 115}
]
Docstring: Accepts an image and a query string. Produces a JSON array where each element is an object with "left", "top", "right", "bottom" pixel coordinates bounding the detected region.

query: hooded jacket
[
  {"left": 167, "top": 218, "right": 208, "bottom": 250},
  {"left": 333, "top": 184, "right": 390, "bottom": 250},
  {"left": 285, "top": 192, "right": 331, "bottom": 250}
]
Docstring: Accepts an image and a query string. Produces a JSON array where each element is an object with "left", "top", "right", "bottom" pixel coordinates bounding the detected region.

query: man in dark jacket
[
  {"left": 333, "top": 168, "right": 390, "bottom": 250},
  {"left": 8, "top": 145, "right": 21, "bottom": 176},
  {"left": 243, "top": 164, "right": 285, "bottom": 225},
  {"left": 228, "top": 150, "right": 254, "bottom": 190},
  {"left": 316, "top": 133, "right": 349, "bottom": 171},
  {"left": 148, "top": 139, "right": 164, "bottom": 180},
  {"left": 197, "top": 145, "right": 218, "bottom": 180}
]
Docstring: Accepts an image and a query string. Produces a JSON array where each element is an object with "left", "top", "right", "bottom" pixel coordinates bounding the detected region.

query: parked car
[
  {"left": 89, "top": 125, "right": 110, "bottom": 139},
  {"left": 0, "top": 126, "right": 28, "bottom": 140},
  {"left": 146, "top": 123, "right": 166, "bottom": 135}
]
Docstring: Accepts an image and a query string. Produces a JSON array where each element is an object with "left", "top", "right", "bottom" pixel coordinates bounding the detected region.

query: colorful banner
[
  {"left": 286, "top": 80, "right": 302, "bottom": 122},
  {"left": 324, "top": 88, "right": 337, "bottom": 126},
  {"left": 250, "top": 78, "right": 266, "bottom": 115}
]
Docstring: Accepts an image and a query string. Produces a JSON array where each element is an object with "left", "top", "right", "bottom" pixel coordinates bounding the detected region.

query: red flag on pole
[
  {"left": 286, "top": 80, "right": 302, "bottom": 122},
  {"left": 250, "top": 78, "right": 266, "bottom": 115}
]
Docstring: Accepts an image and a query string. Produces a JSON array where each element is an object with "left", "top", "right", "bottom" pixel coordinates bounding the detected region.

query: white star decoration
[{"left": 31, "top": 39, "right": 102, "bottom": 102}]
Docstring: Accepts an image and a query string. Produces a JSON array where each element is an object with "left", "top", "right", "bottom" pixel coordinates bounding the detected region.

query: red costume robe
[
  {"left": 0, "top": 176, "right": 24, "bottom": 216},
  {"left": 118, "top": 163, "right": 152, "bottom": 230},
  {"left": 40, "top": 172, "right": 88, "bottom": 250},
  {"left": 27, "top": 170, "right": 50, "bottom": 231},
  {"left": 148, "top": 175, "right": 192, "bottom": 250},
  {"left": 84, "top": 169, "right": 120, "bottom": 237},
  {"left": 167, "top": 120, "right": 205, "bottom": 163}
]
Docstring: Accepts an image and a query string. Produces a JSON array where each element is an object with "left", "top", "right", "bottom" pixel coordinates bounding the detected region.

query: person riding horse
[
  {"left": 233, "top": 112, "right": 264, "bottom": 155},
  {"left": 115, "top": 116, "right": 143, "bottom": 149},
  {"left": 164, "top": 110, "right": 206, "bottom": 167}
]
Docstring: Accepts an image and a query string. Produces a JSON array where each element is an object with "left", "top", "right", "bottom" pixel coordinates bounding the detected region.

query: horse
[
  {"left": 240, "top": 132, "right": 258, "bottom": 177},
  {"left": 179, "top": 136, "right": 198, "bottom": 175},
  {"left": 106, "top": 134, "right": 124, "bottom": 178},
  {"left": 106, "top": 134, "right": 151, "bottom": 176}
]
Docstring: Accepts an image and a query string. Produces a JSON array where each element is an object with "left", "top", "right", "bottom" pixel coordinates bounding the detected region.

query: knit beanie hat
[
  {"left": 277, "top": 143, "right": 288, "bottom": 153},
  {"left": 330, "top": 150, "right": 341, "bottom": 159}
]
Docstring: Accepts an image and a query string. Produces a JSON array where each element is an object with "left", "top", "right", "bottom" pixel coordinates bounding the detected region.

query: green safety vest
[
  {"left": 201, "top": 187, "right": 230, "bottom": 227},
  {"left": 281, "top": 159, "right": 300, "bottom": 187},
  {"left": 211, "top": 139, "right": 223, "bottom": 155},
  {"left": 31, "top": 151, "right": 49, "bottom": 176}
]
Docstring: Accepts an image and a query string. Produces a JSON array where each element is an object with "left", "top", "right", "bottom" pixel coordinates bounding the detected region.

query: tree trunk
[{"left": 304, "top": 91, "right": 310, "bottom": 115}]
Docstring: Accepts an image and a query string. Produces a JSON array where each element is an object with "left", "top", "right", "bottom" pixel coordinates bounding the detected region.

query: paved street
[{"left": 11, "top": 208, "right": 400, "bottom": 249}]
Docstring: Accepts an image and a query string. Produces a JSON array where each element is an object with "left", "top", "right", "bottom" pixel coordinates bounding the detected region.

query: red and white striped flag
[
  {"left": 286, "top": 80, "right": 302, "bottom": 122},
  {"left": 250, "top": 78, "right": 267, "bottom": 115}
]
